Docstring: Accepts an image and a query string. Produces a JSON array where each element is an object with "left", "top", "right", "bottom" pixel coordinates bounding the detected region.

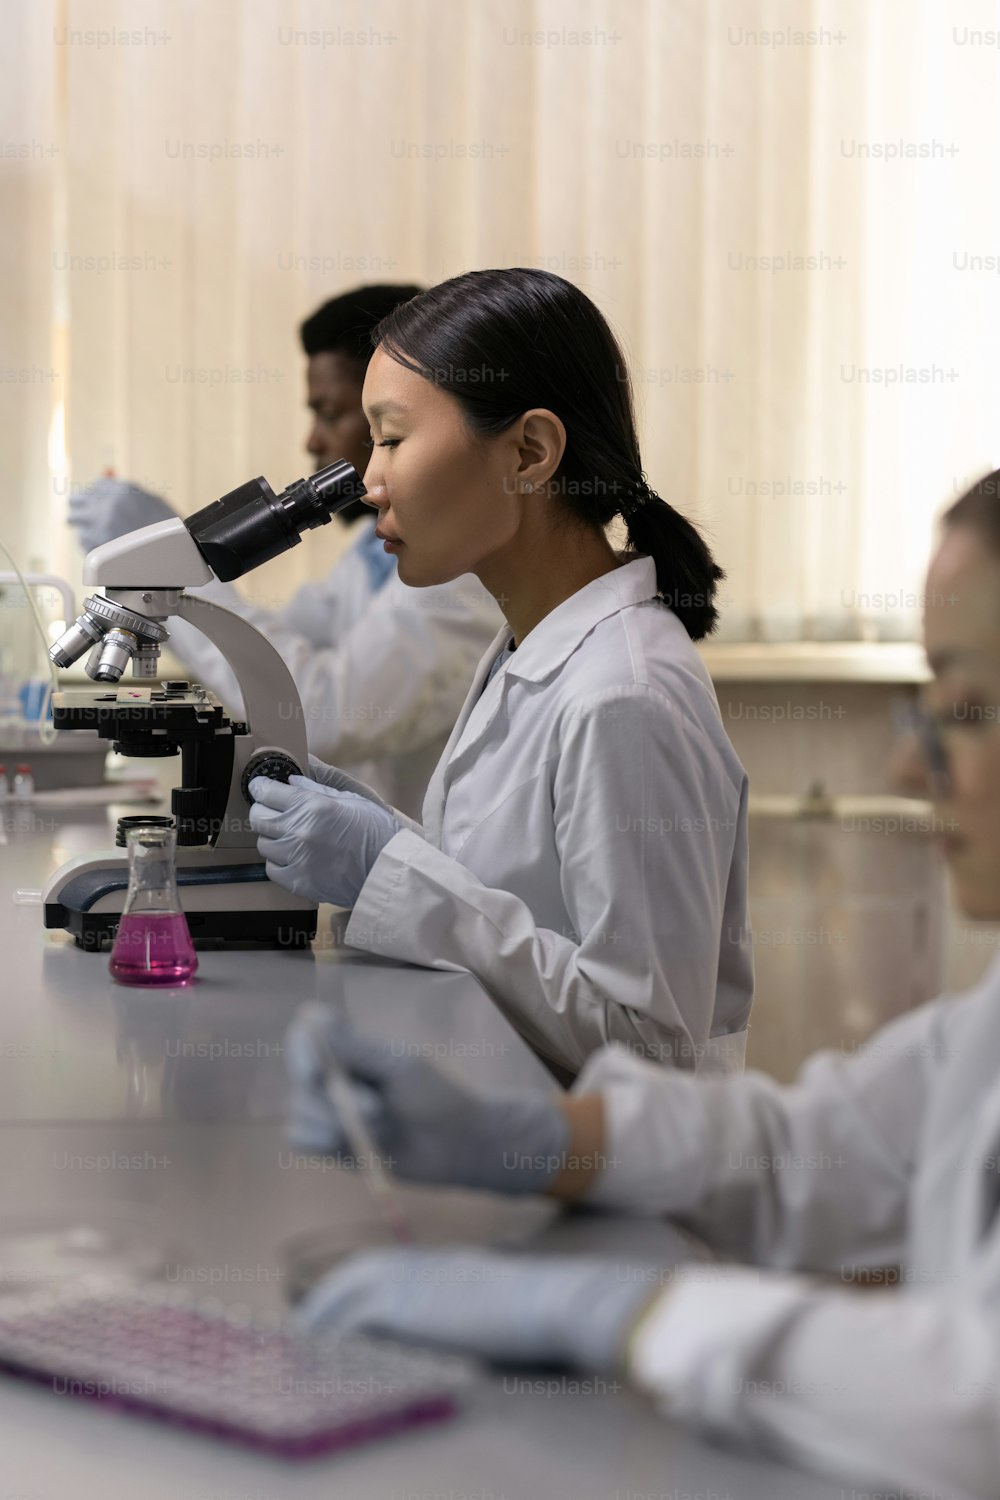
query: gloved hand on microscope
[{"left": 248, "top": 755, "right": 421, "bottom": 908}]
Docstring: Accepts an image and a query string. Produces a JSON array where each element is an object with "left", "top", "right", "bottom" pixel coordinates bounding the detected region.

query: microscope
[{"left": 42, "top": 460, "right": 366, "bottom": 950}]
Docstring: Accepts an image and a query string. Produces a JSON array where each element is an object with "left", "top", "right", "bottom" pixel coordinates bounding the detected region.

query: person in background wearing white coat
[
  {"left": 283, "top": 468, "right": 1000, "bottom": 1500},
  {"left": 248, "top": 268, "right": 753, "bottom": 1079},
  {"left": 67, "top": 285, "right": 502, "bottom": 819}
]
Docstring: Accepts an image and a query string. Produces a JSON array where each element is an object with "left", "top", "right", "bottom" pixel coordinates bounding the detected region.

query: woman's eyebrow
[{"left": 366, "top": 399, "right": 408, "bottom": 419}]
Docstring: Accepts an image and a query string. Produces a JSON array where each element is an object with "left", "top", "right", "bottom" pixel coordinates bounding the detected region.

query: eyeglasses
[{"left": 890, "top": 698, "right": 952, "bottom": 798}]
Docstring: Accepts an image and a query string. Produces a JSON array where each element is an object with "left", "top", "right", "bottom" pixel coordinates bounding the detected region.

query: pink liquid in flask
[{"left": 109, "top": 912, "right": 198, "bottom": 987}]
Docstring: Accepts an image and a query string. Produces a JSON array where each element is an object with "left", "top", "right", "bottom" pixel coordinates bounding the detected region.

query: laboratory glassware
[{"left": 109, "top": 823, "right": 198, "bottom": 986}]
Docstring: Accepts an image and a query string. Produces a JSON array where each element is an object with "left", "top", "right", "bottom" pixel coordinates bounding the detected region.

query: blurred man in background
[{"left": 68, "top": 285, "right": 502, "bottom": 818}]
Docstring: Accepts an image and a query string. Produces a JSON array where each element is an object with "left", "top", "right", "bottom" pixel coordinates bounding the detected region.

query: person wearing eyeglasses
[{"left": 284, "top": 470, "right": 1000, "bottom": 1499}]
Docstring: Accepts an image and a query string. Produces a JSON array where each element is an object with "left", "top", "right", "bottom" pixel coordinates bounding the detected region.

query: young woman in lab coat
[
  {"left": 249, "top": 269, "right": 752, "bottom": 1079},
  {"left": 285, "top": 471, "right": 1000, "bottom": 1500}
]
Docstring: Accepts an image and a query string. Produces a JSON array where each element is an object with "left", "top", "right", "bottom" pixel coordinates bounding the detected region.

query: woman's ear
[{"left": 514, "top": 408, "right": 567, "bottom": 489}]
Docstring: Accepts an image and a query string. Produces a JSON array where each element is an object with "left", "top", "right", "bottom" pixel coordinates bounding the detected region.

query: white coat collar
[
  {"left": 499, "top": 555, "right": 660, "bottom": 684},
  {"left": 420, "top": 555, "right": 660, "bottom": 838}
]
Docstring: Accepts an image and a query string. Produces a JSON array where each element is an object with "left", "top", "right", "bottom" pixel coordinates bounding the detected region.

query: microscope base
[
  {"left": 59, "top": 905, "right": 318, "bottom": 953},
  {"left": 43, "top": 850, "right": 319, "bottom": 952}
]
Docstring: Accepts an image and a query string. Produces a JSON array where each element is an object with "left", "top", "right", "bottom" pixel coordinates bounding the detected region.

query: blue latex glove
[
  {"left": 304, "top": 754, "right": 395, "bottom": 812},
  {"left": 296, "top": 1246, "right": 659, "bottom": 1373},
  {"left": 306, "top": 755, "right": 422, "bottom": 837},
  {"left": 247, "top": 773, "right": 399, "bottom": 907},
  {"left": 68, "top": 476, "right": 174, "bottom": 555},
  {"left": 286, "top": 1005, "right": 569, "bottom": 1194}
]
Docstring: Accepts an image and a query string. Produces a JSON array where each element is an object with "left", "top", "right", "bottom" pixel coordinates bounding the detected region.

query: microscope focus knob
[{"left": 242, "top": 751, "right": 303, "bottom": 802}]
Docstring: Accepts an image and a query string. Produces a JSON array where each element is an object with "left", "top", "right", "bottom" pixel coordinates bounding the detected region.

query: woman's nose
[{"left": 361, "top": 465, "right": 388, "bottom": 505}]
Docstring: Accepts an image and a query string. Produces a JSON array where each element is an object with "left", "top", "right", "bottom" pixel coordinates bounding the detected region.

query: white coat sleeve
[
  {"left": 162, "top": 572, "right": 500, "bottom": 766},
  {"left": 344, "top": 685, "right": 746, "bottom": 1075},
  {"left": 576, "top": 991, "right": 972, "bottom": 1270},
  {"left": 624, "top": 1266, "right": 1000, "bottom": 1500}
]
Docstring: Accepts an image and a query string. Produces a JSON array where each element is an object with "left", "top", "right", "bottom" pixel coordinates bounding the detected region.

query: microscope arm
[
  {"left": 171, "top": 591, "right": 309, "bottom": 773},
  {"left": 103, "top": 587, "right": 311, "bottom": 851}
]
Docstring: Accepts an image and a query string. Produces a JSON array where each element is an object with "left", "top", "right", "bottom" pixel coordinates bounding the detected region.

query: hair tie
[{"left": 620, "top": 477, "right": 653, "bottom": 520}]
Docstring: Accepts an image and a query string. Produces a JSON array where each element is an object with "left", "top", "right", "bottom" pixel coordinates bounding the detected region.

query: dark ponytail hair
[{"left": 372, "top": 268, "right": 723, "bottom": 640}]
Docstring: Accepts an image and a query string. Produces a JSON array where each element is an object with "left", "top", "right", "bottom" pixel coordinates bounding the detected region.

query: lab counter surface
[{"left": 0, "top": 792, "right": 848, "bottom": 1500}]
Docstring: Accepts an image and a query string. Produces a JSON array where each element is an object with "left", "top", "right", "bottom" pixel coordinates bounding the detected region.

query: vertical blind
[{"left": 2, "top": 0, "right": 1000, "bottom": 638}]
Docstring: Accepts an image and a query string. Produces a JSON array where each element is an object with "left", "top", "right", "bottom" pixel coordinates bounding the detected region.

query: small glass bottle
[
  {"left": 109, "top": 824, "right": 198, "bottom": 987},
  {"left": 12, "top": 763, "right": 33, "bottom": 801}
]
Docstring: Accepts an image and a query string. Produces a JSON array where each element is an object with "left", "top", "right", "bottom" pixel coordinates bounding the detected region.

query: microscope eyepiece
[
  {"left": 292, "top": 458, "right": 366, "bottom": 516},
  {"left": 183, "top": 459, "right": 366, "bottom": 583},
  {"left": 48, "top": 459, "right": 368, "bottom": 684}
]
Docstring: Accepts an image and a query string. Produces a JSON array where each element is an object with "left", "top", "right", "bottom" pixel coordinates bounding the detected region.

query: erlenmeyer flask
[{"left": 109, "top": 824, "right": 198, "bottom": 987}]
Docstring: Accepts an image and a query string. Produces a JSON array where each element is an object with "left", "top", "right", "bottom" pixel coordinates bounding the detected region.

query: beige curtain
[
  {"left": 1, "top": 0, "right": 58, "bottom": 578},
  {"left": 3, "top": 0, "right": 1000, "bottom": 637}
]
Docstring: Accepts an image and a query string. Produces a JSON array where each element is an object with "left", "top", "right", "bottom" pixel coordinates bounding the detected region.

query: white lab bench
[{"left": 0, "top": 787, "right": 847, "bottom": 1500}]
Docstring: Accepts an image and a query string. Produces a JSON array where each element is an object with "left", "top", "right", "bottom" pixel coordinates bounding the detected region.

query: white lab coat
[
  {"left": 346, "top": 556, "right": 753, "bottom": 1079},
  {"left": 163, "top": 519, "right": 502, "bottom": 819},
  {"left": 574, "top": 955, "right": 1000, "bottom": 1499}
]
